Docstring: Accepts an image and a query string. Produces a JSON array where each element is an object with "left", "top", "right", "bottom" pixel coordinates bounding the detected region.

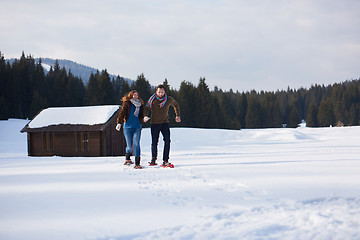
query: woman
[{"left": 116, "top": 90, "right": 144, "bottom": 169}]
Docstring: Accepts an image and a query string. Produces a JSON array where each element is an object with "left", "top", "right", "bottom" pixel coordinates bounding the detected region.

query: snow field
[{"left": 0, "top": 119, "right": 360, "bottom": 240}]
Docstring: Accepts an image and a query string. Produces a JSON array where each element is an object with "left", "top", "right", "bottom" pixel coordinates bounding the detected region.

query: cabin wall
[
  {"left": 103, "top": 120, "right": 126, "bottom": 156},
  {"left": 28, "top": 132, "right": 52, "bottom": 156},
  {"left": 27, "top": 128, "right": 126, "bottom": 157},
  {"left": 28, "top": 131, "right": 103, "bottom": 157},
  {"left": 88, "top": 132, "right": 102, "bottom": 156},
  {"left": 55, "top": 132, "right": 102, "bottom": 157}
]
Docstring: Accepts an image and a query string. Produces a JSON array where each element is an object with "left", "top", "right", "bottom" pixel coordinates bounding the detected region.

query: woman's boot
[
  {"left": 124, "top": 153, "right": 133, "bottom": 165},
  {"left": 134, "top": 156, "right": 142, "bottom": 169}
]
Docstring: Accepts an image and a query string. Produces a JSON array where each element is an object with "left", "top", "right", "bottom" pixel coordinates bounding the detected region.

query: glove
[
  {"left": 115, "top": 123, "right": 121, "bottom": 131},
  {"left": 144, "top": 116, "right": 150, "bottom": 122}
]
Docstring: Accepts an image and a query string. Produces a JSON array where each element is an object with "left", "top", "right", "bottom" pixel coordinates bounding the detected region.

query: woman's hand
[{"left": 144, "top": 116, "right": 150, "bottom": 122}]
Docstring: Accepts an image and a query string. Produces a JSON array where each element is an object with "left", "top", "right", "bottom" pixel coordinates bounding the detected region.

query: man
[{"left": 144, "top": 84, "right": 181, "bottom": 167}]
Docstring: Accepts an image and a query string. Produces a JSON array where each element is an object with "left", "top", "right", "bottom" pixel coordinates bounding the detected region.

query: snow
[
  {"left": 28, "top": 105, "right": 120, "bottom": 128},
  {"left": 1, "top": 119, "right": 360, "bottom": 240},
  {"left": 41, "top": 63, "right": 52, "bottom": 72}
]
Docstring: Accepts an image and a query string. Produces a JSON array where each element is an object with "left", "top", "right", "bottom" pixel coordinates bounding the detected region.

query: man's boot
[{"left": 149, "top": 157, "right": 157, "bottom": 166}]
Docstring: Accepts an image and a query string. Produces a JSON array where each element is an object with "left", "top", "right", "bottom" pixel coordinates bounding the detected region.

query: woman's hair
[{"left": 122, "top": 90, "right": 144, "bottom": 104}]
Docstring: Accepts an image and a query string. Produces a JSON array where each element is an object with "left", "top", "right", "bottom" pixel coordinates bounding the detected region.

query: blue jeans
[
  {"left": 123, "top": 128, "right": 141, "bottom": 157},
  {"left": 151, "top": 123, "right": 170, "bottom": 161}
]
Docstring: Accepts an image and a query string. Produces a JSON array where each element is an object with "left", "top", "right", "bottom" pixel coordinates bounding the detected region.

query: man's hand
[
  {"left": 144, "top": 116, "right": 150, "bottom": 122},
  {"left": 175, "top": 116, "right": 181, "bottom": 123}
]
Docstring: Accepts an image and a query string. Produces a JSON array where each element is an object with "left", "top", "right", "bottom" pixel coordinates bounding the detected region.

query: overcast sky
[{"left": 1, "top": 0, "right": 359, "bottom": 92}]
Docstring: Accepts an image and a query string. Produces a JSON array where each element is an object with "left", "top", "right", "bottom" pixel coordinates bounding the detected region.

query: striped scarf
[{"left": 146, "top": 93, "right": 167, "bottom": 108}]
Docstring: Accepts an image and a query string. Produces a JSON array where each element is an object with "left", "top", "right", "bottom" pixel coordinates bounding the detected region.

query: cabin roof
[{"left": 21, "top": 105, "right": 120, "bottom": 133}]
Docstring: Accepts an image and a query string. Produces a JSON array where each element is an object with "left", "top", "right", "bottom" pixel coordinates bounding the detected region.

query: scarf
[
  {"left": 130, "top": 98, "right": 142, "bottom": 117},
  {"left": 146, "top": 92, "right": 167, "bottom": 108}
]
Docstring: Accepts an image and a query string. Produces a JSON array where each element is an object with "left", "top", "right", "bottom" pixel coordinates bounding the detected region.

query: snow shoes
[
  {"left": 124, "top": 153, "right": 133, "bottom": 165},
  {"left": 124, "top": 160, "right": 133, "bottom": 166},
  {"left": 161, "top": 161, "right": 174, "bottom": 168},
  {"left": 149, "top": 158, "right": 173, "bottom": 168},
  {"left": 149, "top": 157, "right": 157, "bottom": 166}
]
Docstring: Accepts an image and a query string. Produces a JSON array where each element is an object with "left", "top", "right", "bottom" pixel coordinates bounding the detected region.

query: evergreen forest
[{"left": 1, "top": 52, "right": 360, "bottom": 129}]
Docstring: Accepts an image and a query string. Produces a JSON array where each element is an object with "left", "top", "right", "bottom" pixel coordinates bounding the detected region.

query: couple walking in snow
[{"left": 116, "top": 84, "right": 181, "bottom": 169}]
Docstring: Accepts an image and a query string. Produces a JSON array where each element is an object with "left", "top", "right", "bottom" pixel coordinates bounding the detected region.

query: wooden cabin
[{"left": 20, "top": 105, "right": 126, "bottom": 157}]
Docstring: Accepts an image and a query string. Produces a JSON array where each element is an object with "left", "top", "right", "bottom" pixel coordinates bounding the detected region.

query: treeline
[
  {"left": 1, "top": 52, "right": 360, "bottom": 129},
  {"left": 169, "top": 78, "right": 360, "bottom": 129},
  {"left": 0, "top": 52, "right": 141, "bottom": 120}
]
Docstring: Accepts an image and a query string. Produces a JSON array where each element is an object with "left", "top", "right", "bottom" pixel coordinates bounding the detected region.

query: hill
[{"left": 6, "top": 58, "right": 134, "bottom": 85}]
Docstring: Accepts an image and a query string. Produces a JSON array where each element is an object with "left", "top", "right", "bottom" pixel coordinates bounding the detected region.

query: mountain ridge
[{"left": 6, "top": 57, "right": 133, "bottom": 85}]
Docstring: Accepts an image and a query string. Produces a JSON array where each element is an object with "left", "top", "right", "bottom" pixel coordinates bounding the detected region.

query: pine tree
[
  {"left": 261, "top": 92, "right": 282, "bottom": 128},
  {"left": 236, "top": 93, "right": 247, "bottom": 129},
  {"left": 121, "top": 78, "right": 131, "bottom": 101},
  {"left": 0, "top": 51, "right": 9, "bottom": 119},
  {"left": 306, "top": 101, "right": 318, "bottom": 127},
  {"left": 0, "top": 51, "right": 6, "bottom": 98},
  {"left": 65, "top": 70, "right": 85, "bottom": 107},
  {"left": 162, "top": 79, "right": 178, "bottom": 100},
  {"left": 196, "top": 77, "right": 214, "bottom": 128},
  {"left": 163, "top": 79, "right": 171, "bottom": 93},
  {"left": 349, "top": 103, "right": 359, "bottom": 126},
  {"left": 276, "top": 90, "right": 289, "bottom": 125},
  {"left": 133, "top": 73, "right": 151, "bottom": 102},
  {"left": 317, "top": 97, "right": 335, "bottom": 127},
  {"left": 98, "top": 69, "right": 114, "bottom": 104},
  {"left": 48, "top": 61, "right": 68, "bottom": 106},
  {"left": 178, "top": 81, "right": 197, "bottom": 127},
  {"left": 0, "top": 95, "right": 7, "bottom": 120},
  {"left": 287, "top": 100, "right": 301, "bottom": 128},
  {"left": 331, "top": 84, "right": 346, "bottom": 125},
  {"left": 9, "top": 52, "right": 39, "bottom": 118},
  {"left": 344, "top": 81, "right": 360, "bottom": 125},
  {"left": 245, "top": 94, "right": 262, "bottom": 128},
  {"left": 219, "top": 92, "right": 238, "bottom": 129},
  {"left": 29, "top": 91, "right": 48, "bottom": 118},
  {"left": 86, "top": 71, "right": 99, "bottom": 105},
  {"left": 113, "top": 75, "right": 130, "bottom": 104}
]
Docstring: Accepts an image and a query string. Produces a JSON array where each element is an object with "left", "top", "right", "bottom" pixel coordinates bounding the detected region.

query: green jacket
[{"left": 144, "top": 96, "right": 180, "bottom": 124}]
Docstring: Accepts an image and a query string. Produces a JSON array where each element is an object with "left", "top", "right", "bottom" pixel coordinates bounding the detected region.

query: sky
[{"left": 1, "top": 0, "right": 359, "bottom": 92}]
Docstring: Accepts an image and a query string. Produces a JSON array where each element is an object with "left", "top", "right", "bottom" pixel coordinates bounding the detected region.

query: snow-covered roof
[{"left": 28, "top": 105, "right": 120, "bottom": 129}]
